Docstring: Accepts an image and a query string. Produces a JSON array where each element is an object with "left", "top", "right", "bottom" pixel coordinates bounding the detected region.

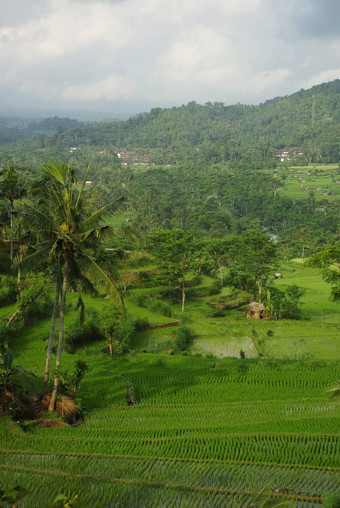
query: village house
[{"left": 277, "top": 147, "right": 304, "bottom": 162}]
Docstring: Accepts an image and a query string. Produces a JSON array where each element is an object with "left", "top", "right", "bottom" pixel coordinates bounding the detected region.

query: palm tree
[{"left": 24, "top": 162, "right": 124, "bottom": 410}]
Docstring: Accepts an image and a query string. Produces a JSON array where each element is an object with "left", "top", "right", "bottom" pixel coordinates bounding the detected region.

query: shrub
[
  {"left": 209, "top": 309, "right": 226, "bottom": 318},
  {"left": 210, "top": 280, "right": 223, "bottom": 293},
  {"left": 150, "top": 299, "right": 173, "bottom": 317},
  {"left": 0, "top": 319, "right": 22, "bottom": 355},
  {"left": 209, "top": 294, "right": 250, "bottom": 310},
  {"left": 131, "top": 294, "right": 147, "bottom": 307},
  {"left": 187, "top": 282, "right": 221, "bottom": 298},
  {"left": 158, "top": 288, "right": 181, "bottom": 304},
  {"left": 174, "top": 325, "right": 196, "bottom": 352},
  {"left": 16, "top": 272, "right": 52, "bottom": 321},
  {"left": 129, "top": 293, "right": 173, "bottom": 317},
  {"left": 100, "top": 303, "right": 135, "bottom": 356},
  {"left": 133, "top": 317, "right": 149, "bottom": 331},
  {"left": 0, "top": 275, "right": 17, "bottom": 307},
  {"left": 137, "top": 271, "right": 159, "bottom": 288},
  {"left": 264, "top": 285, "right": 305, "bottom": 320},
  {"left": 284, "top": 285, "right": 305, "bottom": 319},
  {"left": 152, "top": 358, "right": 167, "bottom": 368},
  {"left": 126, "top": 253, "right": 152, "bottom": 268},
  {"left": 59, "top": 360, "right": 91, "bottom": 397},
  {"left": 65, "top": 316, "right": 105, "bottom": 353},
  {"left": 187, "top": 275, "right": 201, "bottom": 286},
  {"left": 116, "top": 315, "right": 135, "bottom": 353}
]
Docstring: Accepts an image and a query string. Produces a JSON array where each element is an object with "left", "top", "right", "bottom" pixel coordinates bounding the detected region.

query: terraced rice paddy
[{"left": 1, "top": 357, "right": 340, "bottom": 506}]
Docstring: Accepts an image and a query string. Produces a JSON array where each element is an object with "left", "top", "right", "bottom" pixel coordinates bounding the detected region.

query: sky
[{"left": 1, "top": 0, "right": 340, "bottom": 119}]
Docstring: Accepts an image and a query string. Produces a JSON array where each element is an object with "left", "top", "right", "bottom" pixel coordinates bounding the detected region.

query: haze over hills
[{"left": 1, "top": 80, "right": 339, "bottom": 167}]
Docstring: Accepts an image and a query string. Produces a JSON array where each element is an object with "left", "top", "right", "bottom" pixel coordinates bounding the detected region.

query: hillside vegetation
[
  {"left": 0, "top": 83, "right": 339, "bottom": 507},
  {"left": 2, "top": 80, "right": 338, "bottom": 167}
]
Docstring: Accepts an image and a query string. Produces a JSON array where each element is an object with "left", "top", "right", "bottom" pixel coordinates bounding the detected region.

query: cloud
[
  {"left": 293, "top": 0, "right": 340, "bottom": 38},
  {"left": 301, "top": 68, "right": 340, "bottom": 89},
  {"left": 0, "top": 0, "right": 50, "bottom": 28},
  {"left": 0, "top": 0, "right": 131, "bottom": 65},
  {"left": 0, "top": 0, "right": 339, "bottom": 115},
  {"left": 154, "top": 26, "right": 236, "bottom": 82},
  {"left": 60, "top": 74, "right": 136, "bottom": 100}
]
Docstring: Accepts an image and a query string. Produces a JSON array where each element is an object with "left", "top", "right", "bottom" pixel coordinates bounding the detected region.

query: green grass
[{"left": 274, "top": 261, "right": 340, "bottom": 324}]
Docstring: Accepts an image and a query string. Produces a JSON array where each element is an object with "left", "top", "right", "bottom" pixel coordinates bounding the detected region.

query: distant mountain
[
  {"left": 1, "top": 81, "right": 340, "bottom": 166},
  {"left": 27, "top": 116, "right": 84, "bottom": 132},
  {"left": 0, "top": 116, "right": 84, "bottom": 145}
]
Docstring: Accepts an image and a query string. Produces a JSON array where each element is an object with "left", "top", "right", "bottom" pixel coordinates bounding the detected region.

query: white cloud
[
  {"left": 0, "top": 0, "right": 131, "bottom": 65},
  {"left": 157, "top": 26, "right": 235, "bottom": 80},
  {"left": 248, "top": 69, "right": 292, "bottom": 94},
  {"left": 301, "top": 68, "right": 340, "bottom": 89},
  {"left": 0, "top": 0, "right": 339, "bottom": 114},
  {"left": 60, "top": 74, "right": 136, "bottom": 100}
]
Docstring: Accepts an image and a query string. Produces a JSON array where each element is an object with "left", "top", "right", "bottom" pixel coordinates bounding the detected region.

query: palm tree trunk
[
  {"left": 49, "top": 257, "right": 69, "bottom": 411},
  {"left": 108, "top": 334, "right": 113, "bottom": 356},
  {"left": 17, "top": 245, "right": 28, "bottom": 285},
  {"left": 10, "top": 199, "right": 14, "bottom": 261},
  {"left": 42, "top": 278, "right": 60, "bottom": 396}
]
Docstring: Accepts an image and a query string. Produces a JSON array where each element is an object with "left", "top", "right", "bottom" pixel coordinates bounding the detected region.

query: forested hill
[
  {"left": 26, "top": 79, "right": 340, "bottom": 166},
  {"left": 0, "top": 116, "right": 84, "bottom": 145},
  {"left": 1, "top": 80, "right": 339, "bottom": 166}
]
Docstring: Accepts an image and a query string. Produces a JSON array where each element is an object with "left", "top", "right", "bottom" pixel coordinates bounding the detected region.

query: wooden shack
[{"left": 245, "top": 302, "right": 265, "bottom": 319}]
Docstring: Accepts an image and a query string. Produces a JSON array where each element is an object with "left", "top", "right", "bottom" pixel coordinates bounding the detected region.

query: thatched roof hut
[{"left": 245, "top": 302, "right": 265, "bottom": 319}]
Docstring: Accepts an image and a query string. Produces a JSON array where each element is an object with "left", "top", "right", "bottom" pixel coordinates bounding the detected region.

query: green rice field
[
  {"left": 2, "top": 352, "right": 340, "bottom": 506},
  {"left": 1, "top": 260, "right": 339, "bottom": 506},
  {"left": 278, "top": 164, "right": 340, "bottom": 202}
]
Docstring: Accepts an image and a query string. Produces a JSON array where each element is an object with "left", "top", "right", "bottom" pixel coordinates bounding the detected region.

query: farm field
[
  {"left": 1, "top": 354, "right": 340, "bottom": 506},
  {"left": 278, "top": 164, "right": 340, "bottom": 202},
  {"left": 127, "top": 263, "right": 340, "bottom": 361},
  {"left": 1, "top": 79, "right": 340, "bottom": 507},
  {"left": 1, "top": 259, "right": 340, "bottom": 506}
]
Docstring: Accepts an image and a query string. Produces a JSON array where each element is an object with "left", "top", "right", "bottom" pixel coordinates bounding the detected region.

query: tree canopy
[{"left": 306, "top": 243, "right": 340, "bottom": 302}]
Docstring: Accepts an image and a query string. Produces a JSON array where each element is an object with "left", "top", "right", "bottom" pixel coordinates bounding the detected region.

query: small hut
[{"left": 245, "top": 302, "right": 265, "bottom": 319}]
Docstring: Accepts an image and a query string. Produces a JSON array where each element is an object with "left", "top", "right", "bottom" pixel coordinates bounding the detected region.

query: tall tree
[
  {"left": 306, "top": 243, "right": 340, "bottom": 302},
  {"left": 25, "top": 162, "right": 124, "bottom": 410},
  {"left": 227, "top": 230, "right": 277, "bottom": 302},
  {"left": 148, "top": 229, "right": 200, "bottom": 312},
  {"left": 0, "top": 166, "right": 26, "bottom": 261}
]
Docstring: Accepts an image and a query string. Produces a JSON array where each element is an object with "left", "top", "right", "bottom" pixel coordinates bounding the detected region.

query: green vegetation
[
  {"left": 0, "top": 81, "right": 339, "bottom": 505},
  {"left": 0, "top": 252, "right": 339, "bottom": 505}
]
